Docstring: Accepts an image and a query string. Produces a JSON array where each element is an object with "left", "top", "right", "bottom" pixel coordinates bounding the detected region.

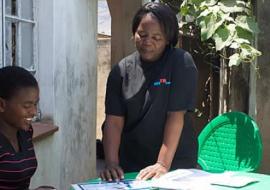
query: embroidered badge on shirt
[{"left": 154, "top": 78, "right": 171, "bottom": 86}]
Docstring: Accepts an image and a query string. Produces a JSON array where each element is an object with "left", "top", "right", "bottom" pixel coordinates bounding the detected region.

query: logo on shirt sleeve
[{"left": 153, "top": 78, "right": 171, "bottom": 86}]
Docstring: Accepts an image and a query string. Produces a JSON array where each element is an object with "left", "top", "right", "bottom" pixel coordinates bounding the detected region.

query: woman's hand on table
[
  {"left": 100, "top": 163, "right": 124, "bottom": 181},
  {"left": 136, "top": 162, "right": 168, "bottom": 180}
]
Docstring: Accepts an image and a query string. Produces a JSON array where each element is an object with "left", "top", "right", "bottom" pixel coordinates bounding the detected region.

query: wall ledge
[{"left": 32, "top": 122, "right": 59, "bottom": 142}]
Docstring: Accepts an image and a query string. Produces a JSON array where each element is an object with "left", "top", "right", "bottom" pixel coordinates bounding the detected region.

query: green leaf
[
  {"left": 236, "top": 0, "right": 252, "bottom": 14},
  {"left": 201, "top": 0, "right": 218, "bottom": 6},
  {"left": 180, "top": 4, "right": 189, "bottom": 16},
  {"left": 198, "top": 8, "right": 211, "bottom": 18},
  {"left": 208, "top": 5, "right": 221, "bottom": 14},
  {"left": 180, "top": 3, "right": 198, "bottom": 20},
  {"left": 230, "top": 42, "right": 240, "bottom": 49},
  {"left": 233, "top": 38, "right": 250, "bottom": 44},
  {"left": 200, "top": 12, "right": 226, "bottom": 41},
  {"left": 200, "top": 14, "right": 217, "bottom": 40},
  {"left": 218, "top": 0, "right": 247, "bottom": 13},
  {"left": 235, "top": 26, "right": 253, "bottom": 42},
  {"left": 240, "top": 45, "right": 251, "bottom": 59},
  {"left": 240, "top": 44, "right": 262, "bottom": 60},
  {"left": 220, "top": 0, "right": 237, "bottom": 5},
  {"left": 236, "top": 0, "right": 248, "bottom": 6},
  {"left": 213, "top": 25, "right": 233, "bottom": 50},
  {"left": 217, "top": 12, "right": 231, "bottom": 25},
  {"left": 224, "top": 16, "right": 234, "bottom": 22},
  {"left": 239, "top": 45, "right": 261, "bottom": 63},
  {"left": 227, "top": 23, "right": 236, "bottom": 32},
  {"left": 229, "top": 53, "right": 241, "bottom": 66},
  {"left": 190, "top": 0, "right": 205, "bottom": 6},
  {"left": 235, "top": 16, "right": 260, "bottom": 33}
]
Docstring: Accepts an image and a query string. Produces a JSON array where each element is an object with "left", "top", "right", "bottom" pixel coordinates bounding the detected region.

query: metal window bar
[
  {"left": 16, "top": 0, "right": 22, "bottom": 67},
  {"left": 1, "top": 0, "right": 5, "bottom": 67},
  {"left": 32, "top": 0, "right": 37, "bottom": 75},
  {"left": 5, "top": 15, "right": 35, "bottom": 24}
]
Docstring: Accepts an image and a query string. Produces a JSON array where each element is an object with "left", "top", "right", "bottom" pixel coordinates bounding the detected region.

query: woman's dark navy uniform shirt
[
  {"left": 105, "top": 47, "right": 198, "bottom": 172},
  {"left": 0, "top": 127, "right": 37, "bottom": 190}
]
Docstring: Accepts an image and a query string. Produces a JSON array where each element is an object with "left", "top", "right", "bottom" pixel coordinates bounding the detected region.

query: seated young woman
[{"left": 0, "top": 66, "right": 55, "bottom": 190}]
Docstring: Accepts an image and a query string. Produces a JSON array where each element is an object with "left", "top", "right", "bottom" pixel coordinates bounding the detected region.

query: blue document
[{"left": 72, "top": 179, "right": 153, "bottom": 190}]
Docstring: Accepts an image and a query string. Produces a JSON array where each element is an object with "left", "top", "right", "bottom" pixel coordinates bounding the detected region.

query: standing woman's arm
[
  {"left": 157, "top": 111, "right": 185, "bottom": 171},
  {"left": 136, "top": 111, "right": 185, "bottom": 180},
  {"left": 100, "top": 65, "right": 126, "bottom": 181},
  {"left": 101, "top": 115, "right": 125, "bottom": 181}
]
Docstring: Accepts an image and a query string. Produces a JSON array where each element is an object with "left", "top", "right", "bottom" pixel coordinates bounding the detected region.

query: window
[{"left": 1, "top": 0, "right": 36, "bottom": 74}]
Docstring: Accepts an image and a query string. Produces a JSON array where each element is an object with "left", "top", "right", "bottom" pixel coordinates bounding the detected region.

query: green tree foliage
[{"left": 180, "top": 0, "right": 261, "bottom": 66}]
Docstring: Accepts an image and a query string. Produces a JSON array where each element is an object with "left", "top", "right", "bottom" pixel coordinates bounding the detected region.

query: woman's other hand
[
  {"left": 136, "top": 162, "right": 168, "bottom": 180},
  {"left": 100, "top": 162, "right": 124, "bottom": 181}
]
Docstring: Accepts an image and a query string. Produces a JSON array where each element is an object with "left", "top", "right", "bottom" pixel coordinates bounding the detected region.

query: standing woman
[
  {"left": 101, "top": 2, "right": 198, "bottom": 181},
  {"left": 0, "top": 66, "right": 39, "bottom": 189}
]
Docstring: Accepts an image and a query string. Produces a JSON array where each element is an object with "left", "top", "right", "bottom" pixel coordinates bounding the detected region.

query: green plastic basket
[{"left": 198, "top": 112, "right": 263, "bottom": 172}]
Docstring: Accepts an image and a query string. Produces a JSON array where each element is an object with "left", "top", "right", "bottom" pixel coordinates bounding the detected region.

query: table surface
[{"left": 71, "top": 171, "right": 270, "bottom": 189}]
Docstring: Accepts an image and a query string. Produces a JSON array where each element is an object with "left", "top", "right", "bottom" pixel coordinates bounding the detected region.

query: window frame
[{"left": 1, "top": 0, "right": 37, "bottom": 74}]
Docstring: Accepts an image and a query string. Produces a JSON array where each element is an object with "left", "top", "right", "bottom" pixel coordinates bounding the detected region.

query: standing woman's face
[{"left": 134, "top": 13, "right": 168, "bottom": 62}]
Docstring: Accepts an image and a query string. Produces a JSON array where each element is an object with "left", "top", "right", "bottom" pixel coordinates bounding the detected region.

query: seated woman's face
[
  {"left": 134, "top": 13, "right": 168, "bottom": 62},
  {"left": 1, "top": 87, "right": 39, "bottom": 131}
]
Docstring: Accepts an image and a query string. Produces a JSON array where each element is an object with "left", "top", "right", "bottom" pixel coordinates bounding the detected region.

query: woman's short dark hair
[
  {"left": 0, "top": 66, "right": 38, "bottom": 100},
  {"left": 132, "top": 2, "right": 179, "bottom": 47}
]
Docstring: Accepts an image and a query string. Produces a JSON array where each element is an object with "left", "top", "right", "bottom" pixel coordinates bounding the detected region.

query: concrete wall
[
  {"left": 96, "top": 37, "right": 111, "bottom": 139},
  {"left": 31, "top": 0, "right": 97, "bottom": 189},
  {"left": 35, "top": 0, "right": 55, "bottom": 120},
  {"left": 253, "top": 0, "right": 270, "bottom": 174}
]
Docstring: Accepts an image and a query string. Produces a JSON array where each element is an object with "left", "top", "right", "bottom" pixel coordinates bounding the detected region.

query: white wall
[
  {"left": 31, "top": 0, "right": 97, "bottom": 189},
  {"left": 36, "top": 0, "right": 55, "bottom": 120},
  {"left": 96, "top": 38, "right": 111, "bottom": 139},
  {"left": 0, "top": 2, "right": 2, "bottom": 68}
]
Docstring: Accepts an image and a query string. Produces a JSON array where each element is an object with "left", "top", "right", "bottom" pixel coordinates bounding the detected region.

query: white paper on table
[
  {"left": 152, "top": 169, "right": 259, "bottom": 189},
  {"left": 151, "top": 179, "right": 216, "bottom": 190},
  {"left": 151, "top": 169, "right": 218, "bottom": 190},
  {"left": 211, "top": 174, "right": 258, "bottom": 188}
]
